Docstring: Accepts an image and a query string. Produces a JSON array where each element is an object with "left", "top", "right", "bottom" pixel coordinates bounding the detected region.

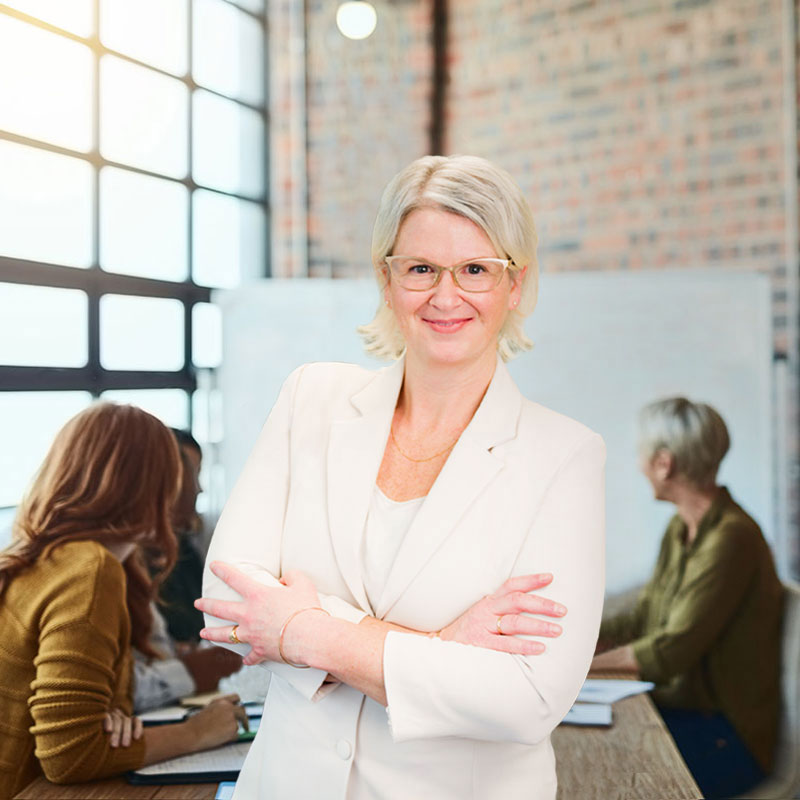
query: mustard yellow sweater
[{"left": 0, "top": 540, "right": 146, "bottom": 799}]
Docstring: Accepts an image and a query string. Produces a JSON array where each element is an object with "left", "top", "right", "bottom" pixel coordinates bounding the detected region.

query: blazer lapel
[
  {"left": 375, "top": 358, "right": 523, "bottom": 619},
  {"left": 327, "top": 358, "right": 405, "bottom": 613}
]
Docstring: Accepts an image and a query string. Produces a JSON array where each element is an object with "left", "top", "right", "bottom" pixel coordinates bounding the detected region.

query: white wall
[{"left": 216, "top": 270, "right": 774, "bottom": 594}]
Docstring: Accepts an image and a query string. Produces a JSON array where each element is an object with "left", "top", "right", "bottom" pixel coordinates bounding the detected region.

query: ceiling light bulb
[{"left": 336, "top": 1, "right": 377, "bottom": 40}]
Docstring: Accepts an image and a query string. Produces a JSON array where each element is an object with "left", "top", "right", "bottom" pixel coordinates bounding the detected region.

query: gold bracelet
[{"left": 278, "top": 606, "right": 330, "bottom": 668}]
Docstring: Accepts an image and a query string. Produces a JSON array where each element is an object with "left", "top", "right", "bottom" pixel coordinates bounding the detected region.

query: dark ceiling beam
[{"left": 430, "top": 0, "right": 447, "bottom": 155}]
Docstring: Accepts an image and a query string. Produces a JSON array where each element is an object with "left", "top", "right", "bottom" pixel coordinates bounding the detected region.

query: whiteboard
[{"left": 216, "top": 270, "right": 774, "bottom": 594}]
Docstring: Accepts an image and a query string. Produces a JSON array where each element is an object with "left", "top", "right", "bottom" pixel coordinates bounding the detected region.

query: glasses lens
[
  {"left": 390, "top": 258, "right": 438, "bottom": 290},
  {"left": 454, "top": 260, "right": 505, "bottom": 291}
]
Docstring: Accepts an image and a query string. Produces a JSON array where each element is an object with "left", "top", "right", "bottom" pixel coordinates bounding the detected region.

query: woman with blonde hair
[
  {"left": 0, "top": 402, "right": 247, "bottom": 800},
  {"left": 198, "top": 154, "right": 606, "bottom": 800}
]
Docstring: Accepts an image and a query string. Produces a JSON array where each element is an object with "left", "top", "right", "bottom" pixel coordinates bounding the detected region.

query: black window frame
[{"left": 0, "top": 0, "right": 270, "bottom": 422}]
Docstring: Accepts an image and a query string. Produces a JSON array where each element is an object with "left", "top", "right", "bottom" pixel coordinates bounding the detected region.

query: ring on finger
[
  {"left": 229, "top": 625, "right": 242, "bottom": 645},
  {"left": 496, "top": 615, "right": 504, "bottom": 635}
]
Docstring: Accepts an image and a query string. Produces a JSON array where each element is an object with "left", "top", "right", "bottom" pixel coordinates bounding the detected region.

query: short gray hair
[
  {"left": 638, "top": 397, "right": 730, "bottom": 488},
  {"left": 358, "top": 154, "right": 539, "bottom": 361}
]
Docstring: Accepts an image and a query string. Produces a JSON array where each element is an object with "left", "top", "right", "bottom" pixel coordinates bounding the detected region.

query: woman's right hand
[
  {"left": 184, "top": 694, "right": 249, "bottom": 750},
  {"left": 439, "top": 573, "right": 566, "bottom": 655}
]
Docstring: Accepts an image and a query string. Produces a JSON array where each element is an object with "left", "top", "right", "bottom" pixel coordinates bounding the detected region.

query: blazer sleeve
[
  {"left": 383, "top": 433, "right": 606, "bottom": 744},
  {"left": 202, "top": 365, "right": 367, "bottom": 702}
]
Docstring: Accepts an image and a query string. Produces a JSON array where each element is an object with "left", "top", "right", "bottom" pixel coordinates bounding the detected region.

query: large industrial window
[{"left": 0, "top": 0, "right": 268, "bottom": 517}]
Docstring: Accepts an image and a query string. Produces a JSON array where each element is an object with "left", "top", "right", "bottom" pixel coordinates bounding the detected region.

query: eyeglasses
[{"left": 383, "top": 255, "right": 516, "bottom": 293}]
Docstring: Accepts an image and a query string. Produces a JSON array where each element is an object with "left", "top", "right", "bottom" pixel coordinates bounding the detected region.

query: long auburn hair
[{"left": 0, "top": 402, "right": 181, "bottom": 658}]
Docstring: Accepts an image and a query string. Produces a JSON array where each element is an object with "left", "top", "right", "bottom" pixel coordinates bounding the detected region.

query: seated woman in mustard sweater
[
  {"left": 0, "top": 403, "right": 248, "bottom": 800},
  {"left": 593, "top": 397, "right": 782, "bottom": 799}
]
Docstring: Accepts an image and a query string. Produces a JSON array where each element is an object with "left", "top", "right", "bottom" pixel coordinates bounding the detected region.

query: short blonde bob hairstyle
[
  {"left": 358, "top": 154, "right": 539, "bottom": 362},
  {"left": 638, "top": 397, "right": 731, "bottom": 489}
]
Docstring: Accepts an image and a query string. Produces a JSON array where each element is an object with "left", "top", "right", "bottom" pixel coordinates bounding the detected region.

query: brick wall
[
  {"left": 268, "top": 0, "right": 310, "bottom": 277},
  {"left": 304, "top": 0, "right": 432, "bottom": 278},
  {"left": 448, "top": 0, "right": 789, "bottom": 348},
  {"left": 277, "top": 0, "right": 791, "bottom": 344}
]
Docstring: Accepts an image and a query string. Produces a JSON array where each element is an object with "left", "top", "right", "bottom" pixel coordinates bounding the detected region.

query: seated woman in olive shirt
[
  {"left": 593, "top": 397, "right": 782, "bottom": 799},
  {"left": 0, "top": 403, "right": 247, "bottom": 800}
]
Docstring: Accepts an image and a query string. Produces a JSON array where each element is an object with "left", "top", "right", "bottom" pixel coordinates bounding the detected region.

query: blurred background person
[
  {"left": 592, "top": 397, "right": 783, "bottom": 799},
  {"left": 132, "top": 601, "right": 243, "bottom": 712},
  {"left": 131, "top": 428, "right": 242, "bottom": 713},
  {"left": 0, "top": 403, "right": 247, "bottom": 800},
  {"left": 158, "top": 429, "right": 206, "bottom": 647}
]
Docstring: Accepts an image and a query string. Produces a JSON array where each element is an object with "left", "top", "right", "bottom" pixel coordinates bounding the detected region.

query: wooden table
[
  {"left": 14, "top": 780, "right": 219, "bottom": 799},
  {"left": 18, "top": 683, "right": 701, "bottom": 800},
  {"left": 552, "top": 683, "right": 702, "bottom": 800}
]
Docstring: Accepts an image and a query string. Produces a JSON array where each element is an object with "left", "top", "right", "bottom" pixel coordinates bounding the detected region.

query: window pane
[
  {"left": 0, "top": 507, "right": 15, "bottom": 550},
  {"left": 101, "top": 389, "right": 189, "bottom": 429},
  {"left": 0, "top": 16, "right": 93, "bottom": 151},
  {"left": 100, "top": 55, "right": 189, "bottom": 178},
  {"left": 100, "top": 0, "right": 188, "bottom": 76},
  {"left": 100, "top": 294, "right": 184, "bottom": 370},
  {"left": 192, "top": 302, "right": 222, "bottom": 368},
  {"left": 193, "top": 190, "right": 265, "bottom": 287},
  {"left": 0, "top": 391, "right": 91, "bottom": 507},
  {"left": 192, "top": 90, "right": 264, "bottom": 198},
  {"left": 0, "top": 140, "right": 93, "bottom": 267},
  {"left": 191, "top": 387, "right": 223, "bottom": 516},
  {"left": 100, "top": 167, "right": 188, "bottom": 281},
  {"left": 193, "top": 0, "right": 264, "bottom": 106},
  {"left": 3, "top": 0, "right": 93, "bottom": 37},
  {"left": 0, "top": 283, "right": 87, "bottom": 366}
]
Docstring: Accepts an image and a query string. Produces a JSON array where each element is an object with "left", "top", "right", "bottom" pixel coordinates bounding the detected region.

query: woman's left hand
[
  {"left": 103, "top": 708, "right": 143, "bottom": 748},
  {"left": 195, "top": 562, "right": 320, "bottom": 666},
  {"left": 439, "top": 573, "right": 566, "bottom": 655}
]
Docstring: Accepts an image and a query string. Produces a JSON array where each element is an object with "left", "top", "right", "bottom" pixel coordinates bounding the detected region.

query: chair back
[{"left": 738, "top": 581, "right": 800, "bottom": 799}]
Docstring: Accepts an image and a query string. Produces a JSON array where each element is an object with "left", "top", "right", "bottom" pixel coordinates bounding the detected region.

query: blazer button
[{"left": 336, "top": 739, "right": 352, "bottom": 760}]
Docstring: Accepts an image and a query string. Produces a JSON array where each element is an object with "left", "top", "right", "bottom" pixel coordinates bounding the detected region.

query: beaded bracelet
[{"left": 278, "top": 606, "right": 330, "bottom": 668}]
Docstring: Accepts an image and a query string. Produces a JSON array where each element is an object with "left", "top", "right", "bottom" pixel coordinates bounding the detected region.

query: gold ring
[
  {"left": 229, "top": 625, "right": 241, "bottom": 645},
  {"left": 496, "top": 615, "right": 504, "bottom": 635}
]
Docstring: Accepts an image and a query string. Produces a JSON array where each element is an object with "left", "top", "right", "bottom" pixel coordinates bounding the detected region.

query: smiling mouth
[{"left": 423, "top": 318, "right": 472, "bottom": 331}]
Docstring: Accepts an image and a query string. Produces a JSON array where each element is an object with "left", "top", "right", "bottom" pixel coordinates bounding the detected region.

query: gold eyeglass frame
[{"left": 383, "top": 255, "right": 517, "bottom": 293}]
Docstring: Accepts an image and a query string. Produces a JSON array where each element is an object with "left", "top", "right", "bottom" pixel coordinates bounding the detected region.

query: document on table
[
  {"left": 577, "top": 679, "right": 655, "bottom": 704},
  {"left": 129, "top": 741, "right": 251, "bottom": 782},
  {"left": 562, "top": 702, "right": 612, "bottom": 726}
]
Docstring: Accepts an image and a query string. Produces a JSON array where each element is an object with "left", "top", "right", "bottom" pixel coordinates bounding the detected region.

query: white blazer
[{"left": 203, "top": 357, "right": 606, "bottom": 800}]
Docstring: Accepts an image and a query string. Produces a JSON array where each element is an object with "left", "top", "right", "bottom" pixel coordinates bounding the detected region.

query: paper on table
[
  {"left": 138, "top": 704, "right": 188, "bottom": 724},
  {"left": 577, "top": 679, "right": 655, "bottom": 704},
  {"left": 243, "top": 701, "right": 264, "bottom": 719},
  {"left": 562, "top": 702, "right": 612, "bottom": 726},
  {"left": 180, "top": 690, "right": 226, "bottom": 707},
  {"left": 132, "top": 742, "right": 251, "bottom": 776}
]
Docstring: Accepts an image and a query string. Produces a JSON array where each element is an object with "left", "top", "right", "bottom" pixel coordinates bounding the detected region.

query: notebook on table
[{"left": 128, "top": 740, "right": 252, "bottom": 784}]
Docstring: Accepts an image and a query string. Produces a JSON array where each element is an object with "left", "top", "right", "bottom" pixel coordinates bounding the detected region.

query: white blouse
[{"left": 361, "top": 485, "right": 425, "bottom": 613}]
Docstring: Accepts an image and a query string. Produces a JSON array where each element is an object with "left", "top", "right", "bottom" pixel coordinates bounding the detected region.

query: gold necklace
[{"left": 390, "top": 425, "right": 459, "bottom": 463}]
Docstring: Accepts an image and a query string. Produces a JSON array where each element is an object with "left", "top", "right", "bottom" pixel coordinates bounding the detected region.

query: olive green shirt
[{"left": 600, "top": 488, "right": 783, "bottom": 772}]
